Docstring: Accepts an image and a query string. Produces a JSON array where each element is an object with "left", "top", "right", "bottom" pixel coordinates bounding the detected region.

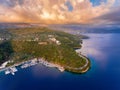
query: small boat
[
  {"left": 5, "top": 70, "right": 10, "bottom": 75},
  {"left": 5, "top": 67, "right": 18, "bottom": 75}
]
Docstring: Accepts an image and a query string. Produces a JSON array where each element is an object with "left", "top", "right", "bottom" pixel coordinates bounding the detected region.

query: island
[{"left": 0, "top": 27, "right": 90, "bottom": 74}]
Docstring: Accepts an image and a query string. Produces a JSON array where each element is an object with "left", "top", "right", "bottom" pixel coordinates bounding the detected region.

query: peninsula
[{"left": 0, "top": 27, "right": 90, "bottom": 74}]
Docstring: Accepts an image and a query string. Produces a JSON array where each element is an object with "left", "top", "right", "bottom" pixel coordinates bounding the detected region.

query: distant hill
[
  {"left": 0, "top": 23, "right": 47, "bottom": 29},
  {"left": 49, "top": 24, "right": 120, "bottom": 34}
]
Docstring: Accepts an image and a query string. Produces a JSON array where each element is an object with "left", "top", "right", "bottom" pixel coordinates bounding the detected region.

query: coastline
[
  {"left": 78, "top": 53, "right": 90, "bottom": 73},
  {"left": 0, "top": 51, "right": 90, "bottom": 75},
  {"left": 65, "top": 51, "right": 90, "bottom": 73}
]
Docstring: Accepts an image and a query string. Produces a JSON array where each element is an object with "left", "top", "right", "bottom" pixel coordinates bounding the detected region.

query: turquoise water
[{"left": 0, "top": 33, "right": 120, "bottom": 90}]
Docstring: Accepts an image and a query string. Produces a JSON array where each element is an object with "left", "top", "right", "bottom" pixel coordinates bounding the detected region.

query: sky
[{"left": 0, "top": 0, "right": 119, "bottom": 24}]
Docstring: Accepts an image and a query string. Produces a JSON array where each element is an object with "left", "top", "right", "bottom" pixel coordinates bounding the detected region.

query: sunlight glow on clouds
[{"left": 0, "top": 0, "right": 119, "bottom": 24}]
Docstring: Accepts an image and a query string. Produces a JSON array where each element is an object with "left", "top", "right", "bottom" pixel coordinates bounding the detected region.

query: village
[{"left": 0, "top": 57, "right": 64, "bottom": 75}]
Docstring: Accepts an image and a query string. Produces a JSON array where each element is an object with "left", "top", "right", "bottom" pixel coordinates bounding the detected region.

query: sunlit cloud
[{"left": 0, "top": 0, "right": 118, "bottom": 24}]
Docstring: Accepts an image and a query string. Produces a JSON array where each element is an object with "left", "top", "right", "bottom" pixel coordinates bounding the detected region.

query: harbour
[{"left": 1, "top": 58, "right": 65, "bottom": 76}]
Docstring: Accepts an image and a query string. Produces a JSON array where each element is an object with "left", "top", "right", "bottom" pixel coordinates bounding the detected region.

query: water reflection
[{"left": 79, "top": 34, "right": 120, "bottom": 69}]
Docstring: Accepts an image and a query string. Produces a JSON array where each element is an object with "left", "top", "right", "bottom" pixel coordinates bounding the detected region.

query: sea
[{"left": 0, "top": 25, "right": 120, "bottom": 90}]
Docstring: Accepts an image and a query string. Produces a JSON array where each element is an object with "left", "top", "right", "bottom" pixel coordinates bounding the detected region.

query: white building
[{"left": 49, "top": 37, "right": 61, "bottom": 45}]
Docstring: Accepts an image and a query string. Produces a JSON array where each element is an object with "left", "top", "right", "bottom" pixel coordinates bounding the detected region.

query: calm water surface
[{"left": 0, "top": 33, "right": 120, "bottom": 90}]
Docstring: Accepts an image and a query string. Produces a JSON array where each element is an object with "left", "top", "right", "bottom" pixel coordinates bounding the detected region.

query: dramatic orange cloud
[{"left": 0, "top": 0, "right": 117, "bottom": 24}]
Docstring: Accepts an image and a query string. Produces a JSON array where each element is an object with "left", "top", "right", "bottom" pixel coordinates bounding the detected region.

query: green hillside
[{"left": 0, "top": 27, "right": 90, "bottom": 73}]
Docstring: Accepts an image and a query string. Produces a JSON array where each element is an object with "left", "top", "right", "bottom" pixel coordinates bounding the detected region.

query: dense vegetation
[
  {"left": 0, "top": 41, "right": 13, "bottom": 64},
  {"left": 0, "top": 27, "right": 90, "bottom": 73}
]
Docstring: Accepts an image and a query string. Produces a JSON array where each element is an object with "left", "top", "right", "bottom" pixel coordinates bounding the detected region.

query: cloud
[
  {"left": 0, "top": 0, "right": 118, "bottom": 24},
  {"left": 94, "top": 7, "right": 120, "bottom": 24}
]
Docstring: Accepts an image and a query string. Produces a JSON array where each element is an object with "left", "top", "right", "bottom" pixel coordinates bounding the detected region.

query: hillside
[{"left": 0, "top": 27, "right": 90, "bottom": 73}]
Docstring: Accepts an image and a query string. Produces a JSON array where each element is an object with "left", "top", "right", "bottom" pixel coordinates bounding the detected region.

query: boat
[
  {"left": 5, "top": 70, "right": 10, "bottom": 75},
  {"left": 5, "top": 67, "right": 18, "bottom": 75}
]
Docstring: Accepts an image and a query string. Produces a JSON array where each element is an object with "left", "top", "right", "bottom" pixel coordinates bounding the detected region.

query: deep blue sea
[{"left": 0, "top": 33, "right": 120, "bottom": 90}]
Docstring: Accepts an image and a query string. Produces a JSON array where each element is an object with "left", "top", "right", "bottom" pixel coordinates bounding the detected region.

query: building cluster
[
  {"left": 48, "top": 35, "right": 61, "bottom": 45},
  {"left": 2, "top": 57, "right": 64, "bottom": 76}
]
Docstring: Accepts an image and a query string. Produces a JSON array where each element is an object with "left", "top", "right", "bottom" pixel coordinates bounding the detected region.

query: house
[{"left": 56, "top": 40, "right": 61, "bottom": 45}]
